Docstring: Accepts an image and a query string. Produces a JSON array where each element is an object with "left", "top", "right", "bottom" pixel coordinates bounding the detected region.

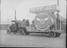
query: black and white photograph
[{"left": 0, "top": 0, "right": 66, "bottom": 48}]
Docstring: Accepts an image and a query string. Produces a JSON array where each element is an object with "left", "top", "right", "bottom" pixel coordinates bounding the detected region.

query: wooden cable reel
[{"left": 34, "top": 13, "right": 54, "bottom": 31}]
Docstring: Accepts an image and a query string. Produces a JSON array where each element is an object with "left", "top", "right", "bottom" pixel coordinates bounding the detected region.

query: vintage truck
[{"left": 7, "top": 5, "right": 66, "bottom": 37}]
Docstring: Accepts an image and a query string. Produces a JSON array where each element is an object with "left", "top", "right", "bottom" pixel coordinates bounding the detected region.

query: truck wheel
[
  {"left": 23, "top": 30, "right": 29, "bottom": 35},
  {"left": 49, "top": 31, "right": 61, "bottom": 38},
  {"left": 55, "top": 32, "right": 61, "bottom": 37},
  {"left": 49, "top": 31, "right": 56, "bottom": 38},
  {"left": 18, "top": 28, "right": 25, "bottom": 35},
  {"left": 19, "top": 27, "right": 29, "bottom": 35},
  {"left": 25, "top": 32, "right": 29, "bottom": 35}
]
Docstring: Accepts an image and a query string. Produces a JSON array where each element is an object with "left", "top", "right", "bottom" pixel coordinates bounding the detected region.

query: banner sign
[{"left": 30, "top": 5, "right": 57, "bottom": 13}]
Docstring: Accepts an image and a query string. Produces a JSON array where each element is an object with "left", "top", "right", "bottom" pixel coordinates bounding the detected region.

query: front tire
[{"left": 19, "top": 27, "right": 29, "bottom": 35}]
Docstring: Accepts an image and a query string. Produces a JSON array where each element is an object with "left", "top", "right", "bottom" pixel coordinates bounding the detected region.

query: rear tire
[
  {"left": 49, "top": 31, "right": 55, "bottom": 37},
  {"left": 55, "top": 32, "right": 61, "bottom": 37},
  {"left": 49, "top": 31, "right": 61, "bottom": 38}
]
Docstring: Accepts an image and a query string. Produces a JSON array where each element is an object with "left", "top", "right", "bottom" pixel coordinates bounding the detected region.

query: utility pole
[
  {"left": 15, "top": 10, "right": 16, "bottom": 21},
  {"left": 56, "top": 0, "right": 61, "bottom": 30}
]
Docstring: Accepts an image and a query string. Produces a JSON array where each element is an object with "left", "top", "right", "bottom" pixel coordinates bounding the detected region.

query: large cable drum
[
  {"left": 30, "top": 5, "right": 57, "bottom": 31},
  {"left": 34, "top": 13, "right": 54, "bottom": 31}
]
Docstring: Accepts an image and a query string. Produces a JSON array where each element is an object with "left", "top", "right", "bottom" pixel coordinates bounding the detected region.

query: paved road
[{"left": 0, "top": 30, "right": 66, "bottom": 48}]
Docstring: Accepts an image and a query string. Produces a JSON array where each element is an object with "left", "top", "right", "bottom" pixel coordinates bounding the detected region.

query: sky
[{"left": 1, "top": 0, "right": 66, "bottom": 24}]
